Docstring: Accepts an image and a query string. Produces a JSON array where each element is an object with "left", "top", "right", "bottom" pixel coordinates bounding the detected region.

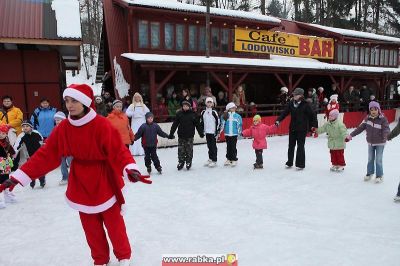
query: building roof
[
  {"left": 298, "top": 22, "right": 400, "bottom": 44},
  {"left": 122, "top": 53, "right": 400, "bottom": 74},
  {"left": 122, "top": 0, "right": 281, "bottom": 24},
  {"left": 0, "top": 0, "right": 81, "bottom": 40}
]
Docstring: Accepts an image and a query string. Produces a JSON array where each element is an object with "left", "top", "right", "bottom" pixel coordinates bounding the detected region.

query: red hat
[
  {"left": 0, "top": 124, "right": 9, "bottom": 134},
  {"left": 62, "top": 84, "right": 95, "bottom": 109}
]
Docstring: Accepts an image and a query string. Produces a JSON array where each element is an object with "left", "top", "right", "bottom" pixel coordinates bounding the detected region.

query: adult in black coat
[{"left": 275, "top": 88, "right": 318, "bottom": 169}]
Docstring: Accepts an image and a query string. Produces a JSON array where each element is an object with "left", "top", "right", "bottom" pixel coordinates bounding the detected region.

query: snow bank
[{"left": 51, "top": 0, "right": 82, "bottom": 39}]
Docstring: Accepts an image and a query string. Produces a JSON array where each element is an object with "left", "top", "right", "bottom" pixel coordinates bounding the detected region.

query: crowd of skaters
[{"left": 0, "top": 82, "right": 400, "bottom": 265}]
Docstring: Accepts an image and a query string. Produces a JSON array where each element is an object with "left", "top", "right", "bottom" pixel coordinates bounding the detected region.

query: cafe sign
[{"left": 234, "top": 28, "right": 334, "bottom": 59}]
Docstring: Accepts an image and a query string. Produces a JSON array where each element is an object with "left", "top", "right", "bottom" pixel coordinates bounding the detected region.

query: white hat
[
  {"left": 54, "top": 111, "right": 66, "bottom": 120},
  {"left": 280, "top": 87, "right": 288, "bottom": 93},
  {"left": 226, "top": 102, "right": 236, "bottom": 111},
  {"left": 205, "top": 97, "right": 214, "bottom": 103},
  {"left": 318, "top": 87, "right": 324, "bottom": 92},
  {"left": 330, "top": 94, "right": 338, "bottom": 101}
]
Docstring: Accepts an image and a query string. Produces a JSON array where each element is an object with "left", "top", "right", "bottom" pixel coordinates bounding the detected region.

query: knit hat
[
  {"left": 54, "top": 111, "right": 66, "bottom": 121},
  {"left": 94, "top": 95, "right": 103, "bottom": 101},
  {"left": 292, "top": 88, "right": 304, "bottom": 96},
  {"left": 0, "top": 124, "right": 9, "bottom": 134},
  {"left": 328, "top": 109, "right": 339, "bottom": 120},
  {"left": 63, "top": 84, "right": 95, "bottom": 109},
  {"left": 280, "top": 87, "right": 288, "bottom": 93},
  {"left": 145, "top": 112, "right": 154, "bottom": 119},
  {"left": 253, "top": 114, "right": 261, "bottom": 122},
  {"left": 181, "top": 100, "right": 192, "bottom": 107},
  {"left": 112, "top": 99, "right": 122, "bottom": 107},
  {"left": 21, "top": 120, "right": 33, "bottom": 128},
  {"left": 226, "top": 102, "right": 237, "bottom": 111},
  {"left": 369, "top": 101, "right": 381, "bottom": 114},
  {"left": 330, "top": 94, "right": 338, "bottom": 102},
  {"left": 205, "top": 97, "right": 214, "bottom": 103}
]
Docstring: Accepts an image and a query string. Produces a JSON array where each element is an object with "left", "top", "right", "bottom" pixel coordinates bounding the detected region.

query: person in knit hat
[
  {"left": 0, "top": 124, "right": 16, "bottom": 208},
  {"left": 275, "top": 87, "right": 318, "bottom": 170},
  {"left": 220, "top": 102, "right": 242, "bottom": 166},
  {"left": 54, "top": 111, "right": 72, "bottom": 186},
  {"left": 242, "top": 114, "right": 276, "bottom": 169},
  {"left": 134, "top": 112, "right": 173, "bottom": 174},
  {"left": 315, "top": 109, "right": 348, "bottom": 171},
  {"left": 107, "top": 99, "right": 135, "bottom": 148},
  {"left": 0, "top": 84, "right": 152, "bottom": 266},
  {"left": 346, "top": 101, "right": 390, "bottom": 183},
  {"left": 94, "top": 95, "right": 108, "bottom": 117}
]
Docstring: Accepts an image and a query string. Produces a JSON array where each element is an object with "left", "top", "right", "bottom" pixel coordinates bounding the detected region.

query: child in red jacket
[
  {"left": 0, "top": 84, "right": 152, "bottom": 266},
  {"left": 242, "top": 115, "right": 276, "bottom": 169}
]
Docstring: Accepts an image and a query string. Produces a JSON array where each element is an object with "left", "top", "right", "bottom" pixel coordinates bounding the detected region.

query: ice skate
[
  {"left": 146, "top": 165, "right": 152, "bottom": 174},
  {"left": 59, "top": 179, "right": 68, "bottom": 186},
  {"left": 285, "top": 162, "right": 292, "bottom": 168},
  {"left": 330, "top": 165, "right": 338, "bottom": 171},
  {"left": 224, "top": 160, "right": 232, "bottom": 166},
  {"left": 375, "top": 176, "right": 383, "bottom": 183},
  {"left": 4, "top": 189, "right": 17, "bottom": 203},
  {"left": 156, "top": 166, "right": 162, "bottom": 174},
  {"left": 231, "top": 160, "right": 237, "bottom": 167},
  {"left": 186, "top": 161, "right": 192, "bottom": 170},
  {"left": 177, "top": 161, "right": 185, "bottom": 170},
  {"left": 253, "top": 163, "right": 263, "bottom": 169},
  {"left": 364, "top": 174, "right": 373, "bottom": 181},
  {"left": 119, "top": 259, "right": 131, "bottom": 266},
  {"left": 204, "top": 159, "right": 212, "bottom": 166},
  {"left": 296, "top": 166, "right": 304, "bottom": 171},
  {"left": 208, "top": 161, "right": 217, "bottom": 168},
  {"left": 393, "top": 195, "right": 400, "bottom": 202},
  {"left": 336, "top": 166, "right": 344, "bottom": 172}
]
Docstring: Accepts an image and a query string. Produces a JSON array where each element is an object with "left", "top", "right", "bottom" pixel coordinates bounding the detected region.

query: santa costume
[
  {"left": 0, "top": 84, "right": 151, "bottom": 266},
  {"left": 325, "top": 94, "right": 340, "bottom": 119}
]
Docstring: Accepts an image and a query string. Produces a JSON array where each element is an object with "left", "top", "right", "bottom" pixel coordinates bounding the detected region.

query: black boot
[
  {"left": 186, "top": 161, "right": 192, "bottom": 170},
  {"left": 177, "top": 161, "right": 184, "bottom": 170},
  {"left": 39, "top": 178, "right": 46, "bottom": 188},
  {"left": 30, "top": 180, "right": 35, "bottom": 189},
  {"left": 146, "top": 165, "right": 152, "bottom": 174},
  {"left": 156, "top": 166, "right": 162, "bottom": 174}
]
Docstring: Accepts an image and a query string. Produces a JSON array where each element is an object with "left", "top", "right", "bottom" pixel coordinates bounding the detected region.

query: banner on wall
[{"left": 234, "top": 28, "right": 334, "bottom": 59}]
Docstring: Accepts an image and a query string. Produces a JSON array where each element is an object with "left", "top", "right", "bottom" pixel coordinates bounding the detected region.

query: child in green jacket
[
  {"left": 388, "top": 119, "right": 400, "bottom": 202},
  {"left": 316, "top": 109, "right": 348, "bottom": 172}
]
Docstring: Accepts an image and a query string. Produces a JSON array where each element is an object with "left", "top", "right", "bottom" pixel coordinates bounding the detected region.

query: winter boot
[
  {"left": 146, "top": 165, "right": 152, "bottom": 174},
  {"left": 156, "top": 166, "right": 162, "bottom": 174},
  {"left": 4, "top": 189, "right": 17, "bottom": 203},
  {"left": 30, "top": 180, "right": 35, "bottom": 189},
  {"left": 40, "top": 181, "right": 46, "bottom": 188},
  {"left": 393, "top": 195, "right": 400, "bottom": 202},
  {"left": 186, "top": 161, "right": 192, "bottom": 170},
  {"left": 375, "top": 176, "right": 384, "bottom": 183},
  {"left": 364, "top": 174, "right": 373, "bottom": 182},
  {"left": 177, "top": 161, "right": 185, "bottom": 171}
]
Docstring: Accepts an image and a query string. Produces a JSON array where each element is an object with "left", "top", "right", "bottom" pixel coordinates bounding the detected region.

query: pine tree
[{"left": 267, "top": 0, "right": 283, "bottom": 17}]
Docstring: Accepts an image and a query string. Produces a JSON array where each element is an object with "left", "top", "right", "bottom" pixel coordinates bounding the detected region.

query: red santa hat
[{"left": 63, "top": 84, "right": 95, "bottom": 109}]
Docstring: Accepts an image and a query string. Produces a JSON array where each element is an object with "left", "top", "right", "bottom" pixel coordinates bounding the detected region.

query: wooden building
[{"left": 0, "top": 0, "right": 82, "bottom": 115}]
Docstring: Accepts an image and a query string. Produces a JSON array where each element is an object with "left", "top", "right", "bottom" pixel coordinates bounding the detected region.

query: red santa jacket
[{"left": 12, "top": 109, "right": 138, "bottom": 214}]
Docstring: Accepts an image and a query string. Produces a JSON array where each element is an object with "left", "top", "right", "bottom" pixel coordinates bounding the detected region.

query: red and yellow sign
[{"left": 234, "top": 28, "right": 334, "bottom": 59}]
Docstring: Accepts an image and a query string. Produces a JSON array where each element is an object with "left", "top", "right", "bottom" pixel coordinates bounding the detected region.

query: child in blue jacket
[{"left": 220, "top": 102, "right": 242, "bottom": 166}]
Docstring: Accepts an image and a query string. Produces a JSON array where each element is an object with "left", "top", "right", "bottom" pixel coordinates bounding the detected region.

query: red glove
[
  {"left": 313, "top": 132, "right": 319, "bottom": 138},
  {"left": 0, "top": 177, "right": 19, "bottom": 193},
  {"left": 311, "top": 127, "right": 317, "bottom": 133},
  {"left": 345, "top": 135, "right": 352, "bottom": 142},
  {"left": 125, "top": 169, "right": 152, "bottom": 184}
]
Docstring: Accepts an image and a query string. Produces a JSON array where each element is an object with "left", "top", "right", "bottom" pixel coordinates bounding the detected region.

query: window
[
  {"left": 176, "top": 24, "right": 185, "bottom": 51},
  {"left": 165, "top": 23, "right": 174, "bottom": 50},
  {"left": 211, "top": 28, "right": 220, "bottom": 52},
  {"left": 354, "top": 46, "right": 359, "bottom": 64},
  {"left": 349, "top": 46, "right": 354, "bottom": 64},
  {"left": 221, "top": 29, "right": 229, "bottom": 53},
  {"left": 384, "top": 49, "right": 389, "bottom": 66},
  {"left": 374, "top": 48, "right": 379, "bottom": 65},
  {"left": 360, "top": 47, "right": 365, "bottom": 65},
  {"left": 199, "top": 27, "right": 206, "bottom": 51},
  {"left": 365, "top": 47, "right": 370, "bottom": 65},
  {"left": 189, "top": 25, "right": 197, "bottom": 51},
  {"left": 342, "top": 45, "right": 348, "bottom": 64},
  {"left": 389, "top": 50, "right": 394, "bottom": 66},
  {"left": 394, "top": 50, "right": 398, "bottom": 66},
  {"left": 138, "top": 20, "right": 149, "bottom": 48},
  {"left": 380, "top": 49, "right": 385, "bottom": 65},
  {"left": 151, "top": 22, "right": 160, "bottom": 49},
  {"left": 337, "top": 44, "right": 343, "bottom": 63}
]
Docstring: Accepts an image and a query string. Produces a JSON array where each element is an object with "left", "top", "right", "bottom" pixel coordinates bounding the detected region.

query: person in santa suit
[{"left": 0, "top": 84, "right": 152, "bottom": 266}]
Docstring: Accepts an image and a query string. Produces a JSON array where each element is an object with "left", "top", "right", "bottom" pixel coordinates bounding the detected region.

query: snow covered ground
[{"left": 1, "top": 129, "right": 400, "bottom": 266}]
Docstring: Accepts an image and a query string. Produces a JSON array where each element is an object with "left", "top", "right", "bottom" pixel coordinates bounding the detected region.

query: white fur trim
[
  {"left": 12, "top": 169, "right": 32, "bottom": 186},
  {"left": 65, "top": 195, "right": 117, "bottom": 214},
  {"left": 123, "top": 163, "right": 140, "bottom": 179},
  {"left": 120, "top": 204, "right": 127, "bottom": 216},
  {"left": 67, "top": 108, "right": 97, "bottom": 127},
  {"left": 63, "top": 87, "right": 92, "bottom": 107}
]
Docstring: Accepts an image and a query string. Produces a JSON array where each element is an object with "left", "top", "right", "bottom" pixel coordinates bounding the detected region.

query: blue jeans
[
  {"left": 61, "top": 157, "right": 73, "bottom": 181},
  {"left": 367, "top": 145, "right": 384, "bottom": 177}
]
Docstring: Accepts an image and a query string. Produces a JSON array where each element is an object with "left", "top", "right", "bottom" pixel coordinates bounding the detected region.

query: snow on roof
[
  {"left": 122, "top": 53, "right": 400, "bottom": 74},
  {"left": 123, "top": 0, "right": 281, "bottom": 24},
  {"left": 307, "top": 23, "right": 400, "bottom": 44},
  {"left": 51, "top": 0, "right": 82, "bottom": 39}
]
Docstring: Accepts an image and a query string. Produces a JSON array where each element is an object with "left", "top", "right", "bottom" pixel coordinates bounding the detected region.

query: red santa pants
[
  {"left": 79, "top": 203, "right": 131, "bottom": 265},
  {"left": 330, "top": 149, "right": 346, "bottom": 166}
]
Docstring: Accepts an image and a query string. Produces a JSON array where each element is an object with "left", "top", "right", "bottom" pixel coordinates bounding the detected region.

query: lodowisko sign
[{"left": 234, "top": 28, "right": 334, "bottom": 59}]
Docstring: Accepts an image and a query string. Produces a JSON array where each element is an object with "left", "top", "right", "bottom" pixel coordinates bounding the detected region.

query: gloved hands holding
[
  {"left": 168, "top": 134, "right": 175, "bottom": 140},
  {"left": 0, "top": 177, "right": 19, "bottom": 193},
  {"left": 345, "top": 135, "right": 352, "bottom": 142},
  {"left": 125, "top": 169, "right": 152, "bottom": 184}
]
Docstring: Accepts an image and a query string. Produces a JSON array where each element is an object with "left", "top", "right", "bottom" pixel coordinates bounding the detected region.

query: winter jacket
[
  {"left": 350, "top": 115, "right": 390, "bottom": 146},
  {"left": 242, "top": 123, "right": 276, "bottom": 150},
  {"left": 107, "top": 110, "right": 134, "bottom": 145},
  {"left": 325, "top": 102, "right": 340, "bottom": 117},
  {"left": 95, "top": 102, "right": 108, "bottom": 117},
  {"left": 343, "top": 89, "right": 360, "bottom": 104},
  {"left": 0, "top": 106, "right": 24, "bottom": 135},
  {"left": 306, "top": 92, "right": 319, "bottom": 111},
  {"left": 277, "top": 93, "right": 289, "bottom": 106},
  {"left": 14, "top": 130, "right": 43, "bottom": 157},
  {"left": 170, "top": 109, "right": 202, "bottom": 139},
  {"left": 200, "top": 108, "right": 220, "bottom": 135},
  {"left": 277, "top": 100, "right": 317, "bottom": 132},
  {"left": 167, "top": 98, "right": 180, "bottom": 116},
  {"left": 135, "top": 122, "right": 169, "bottom": 147},
  {"left": 0, "top": 138, "right": 15, "bottom": 175},
  {"left": 221, "top": 112, "right": 242, "bottom": 137},
  {"left": 316, "top": 119, "right": 348, "bottom": 150},
  {"left": 388, "top": 118, "right": 400, "bottom": 141},
  {"left": 30, "top": 106, "right": 57, "bottom": 138}
]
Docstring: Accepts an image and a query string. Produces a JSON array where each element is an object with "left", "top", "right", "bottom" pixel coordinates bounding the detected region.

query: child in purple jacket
[{"left": 345, "top": 101, "right": 390, "bottom": 183}]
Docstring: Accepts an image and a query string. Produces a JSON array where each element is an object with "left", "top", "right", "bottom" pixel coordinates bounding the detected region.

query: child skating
[
  {"left": 242, "top": 115, "right": 276, "bottom": 169},
  {"left": 169, "top": 100, "right": 203, "bottom": 170},
  {"left": 220, "top": 102, "right": 242, "bottom": 167},
  {"left": 199, "top": 97, "right": 220, "bottom": 167},
  {"left": 345, "top": 101, "right": 390, "bottom": 183},
  {"left": 0, "top": 125, "right": 16, "bottom": 208},
  {"left": 134, "top": 112, "right": 173, "bottom": 174},
  {"left": 315, "top": 109, "right": 348, "bottom": 172},
  {"left": 0, "top": 84, "right": 151, "bottom": 266}
]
